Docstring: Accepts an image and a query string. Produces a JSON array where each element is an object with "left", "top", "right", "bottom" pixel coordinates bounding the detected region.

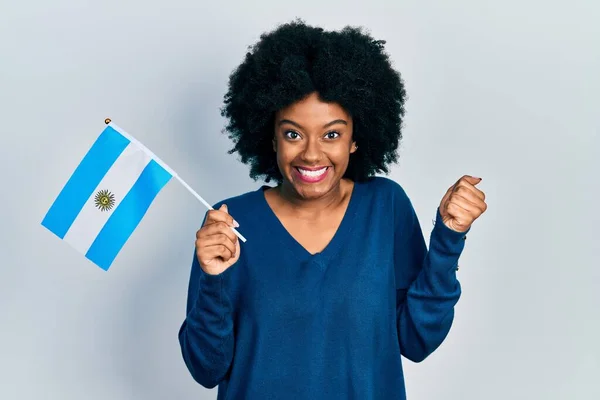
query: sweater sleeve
[
  {"left": 394, "top": 193, "right": 468, "bottom": 363},
  {"left": 178, "top": 249, "right": 235, "bottom": 388}
]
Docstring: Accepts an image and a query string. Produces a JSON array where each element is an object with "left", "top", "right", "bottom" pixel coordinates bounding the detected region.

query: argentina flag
[{"left": 41, "top": 121, "right": 173, "bottom": 270}]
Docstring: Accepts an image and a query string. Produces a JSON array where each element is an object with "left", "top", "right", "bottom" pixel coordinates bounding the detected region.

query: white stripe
[
  {"left": 108, "top": 123, "right": 175, "bottom": 176},
  {"left": 63, "top": 142, "right": 152, "bottom": 254}
]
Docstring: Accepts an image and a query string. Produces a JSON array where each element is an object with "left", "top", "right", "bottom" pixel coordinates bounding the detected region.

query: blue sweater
[{"left": 178, "top": 177, "right": 468, "bottom": 399}]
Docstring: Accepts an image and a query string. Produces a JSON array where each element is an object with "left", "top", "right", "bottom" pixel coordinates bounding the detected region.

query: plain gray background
[{"left": 1, "top": 0, "right": 598, "bottom": 399}]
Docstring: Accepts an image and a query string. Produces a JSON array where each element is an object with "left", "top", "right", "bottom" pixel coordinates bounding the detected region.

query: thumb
[
  {"left": 219, "top": 203, "right": 239, "bottom": 227},
  {"left": 465, "top": 175, "right": 482, "bottom": 185}
]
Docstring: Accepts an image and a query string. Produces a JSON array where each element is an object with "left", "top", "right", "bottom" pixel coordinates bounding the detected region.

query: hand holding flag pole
[{"left": 41, "top": 118, "right": 246, "bottom": 271}]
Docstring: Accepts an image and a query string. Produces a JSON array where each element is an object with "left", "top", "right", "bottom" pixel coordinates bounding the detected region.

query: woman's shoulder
[
  {"left": 359, "top": 175, "right": 411, "bottom": 202},
  {"left": 359, "top": 176, "right": 417, "bottom": 229},
  {"left": 212, "top": 186, "right": 265, "bottom": 210},
  {"left": 208, "top": 185, "right": 269, "bottom": 227}
]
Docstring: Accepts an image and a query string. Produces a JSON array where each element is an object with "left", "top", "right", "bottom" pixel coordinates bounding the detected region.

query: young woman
[{"left": 178, "top": 19, "right": 487, "bottom": 400}]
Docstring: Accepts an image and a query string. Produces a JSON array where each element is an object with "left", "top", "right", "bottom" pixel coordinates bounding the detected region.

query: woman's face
[{"left": 273, "top": 92, "right": 356, "bottom": 200}]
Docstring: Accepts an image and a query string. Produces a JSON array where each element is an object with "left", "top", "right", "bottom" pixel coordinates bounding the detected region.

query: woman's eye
[
  {"left": 285, "top": 131, "right": 300, "bottom": 140},
  {"left": 325, "top": 131, "right": 340, "bottom": 139}
]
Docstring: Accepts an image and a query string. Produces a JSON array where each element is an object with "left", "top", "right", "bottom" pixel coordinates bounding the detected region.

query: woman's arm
[
  {"left": 178, "top": 253, "right": 235, "bottom": 388},
  {"left": 395, "top": 195, "right": 468, "bottom": 363}
]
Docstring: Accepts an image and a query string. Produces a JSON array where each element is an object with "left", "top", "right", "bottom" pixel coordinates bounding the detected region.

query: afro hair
[{"left": 220, "top": 19, "right": 407, "bottom": 183}]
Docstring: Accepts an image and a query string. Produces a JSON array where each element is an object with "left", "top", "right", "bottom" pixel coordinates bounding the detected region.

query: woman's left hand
[{"left": 439, "top": 175, "right": 488, "bottom": 233}]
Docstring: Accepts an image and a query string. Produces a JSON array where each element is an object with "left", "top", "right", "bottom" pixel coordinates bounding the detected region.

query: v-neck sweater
[{"left": 178, "top": 176, "right": 468, "bottom": 400}]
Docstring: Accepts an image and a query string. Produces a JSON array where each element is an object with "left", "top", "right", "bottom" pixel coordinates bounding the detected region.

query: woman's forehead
[{"left": 276, "top": 93, "right": 351, "bottom": 123}]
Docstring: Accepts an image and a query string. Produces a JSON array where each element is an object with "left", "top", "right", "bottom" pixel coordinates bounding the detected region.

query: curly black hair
[{"left": 220, "top": 19, "right": 407, "bottom": 183}]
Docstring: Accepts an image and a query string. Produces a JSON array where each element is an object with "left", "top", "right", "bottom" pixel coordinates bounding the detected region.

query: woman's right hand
[{"left": 195, "top": 204, "right": 240, "bottom": 275}]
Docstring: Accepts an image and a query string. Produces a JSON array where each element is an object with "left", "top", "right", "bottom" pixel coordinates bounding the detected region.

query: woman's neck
[{"left": 272, "top": 179, "right": 354, "bottom": 220}]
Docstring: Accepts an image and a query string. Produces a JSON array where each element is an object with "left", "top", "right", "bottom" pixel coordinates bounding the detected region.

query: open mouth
[
  {"left": 296, "top": 167, "right": 328, "bottom": 177},
  {"left": 294, "top": 166, "right": 330, "bottom": 182}
]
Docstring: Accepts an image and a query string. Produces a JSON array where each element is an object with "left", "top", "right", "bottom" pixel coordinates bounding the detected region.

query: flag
[{"left": 42, "top": 121, "right": 173, "bottom": 270}]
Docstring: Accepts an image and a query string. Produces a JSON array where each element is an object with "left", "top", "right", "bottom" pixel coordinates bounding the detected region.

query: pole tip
[{"left": 105, "top": 118, "right": 111, "bottom": 125}]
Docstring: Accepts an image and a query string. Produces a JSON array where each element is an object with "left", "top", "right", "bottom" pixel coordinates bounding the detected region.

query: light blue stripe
[
  {"left": 42, "top": 126, "right": 130, "bottom": 239},
  {"left": 85, "top": 160, "right": 172, "bottom": 270}
]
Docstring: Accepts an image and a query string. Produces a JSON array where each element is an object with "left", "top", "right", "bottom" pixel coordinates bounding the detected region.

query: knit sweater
[{"left": 178, "top": 176, "right": 468, "bottom": 399}]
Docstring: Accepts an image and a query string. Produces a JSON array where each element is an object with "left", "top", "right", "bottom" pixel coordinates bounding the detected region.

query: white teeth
[{"left": 298, "top": 167, "right": 327, "bottom": 177}]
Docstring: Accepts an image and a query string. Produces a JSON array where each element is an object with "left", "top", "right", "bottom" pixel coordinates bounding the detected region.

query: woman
[{"left": 178, "top": 20, "right": 487, "bottom": 399}]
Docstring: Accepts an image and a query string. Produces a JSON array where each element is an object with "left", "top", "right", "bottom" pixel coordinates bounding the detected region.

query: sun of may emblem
[{"left": 94, "top": 189, "right": 115, "bottom": 212}]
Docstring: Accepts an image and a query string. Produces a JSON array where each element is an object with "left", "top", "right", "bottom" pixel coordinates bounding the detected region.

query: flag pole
[
  {"left": 173, "top": 173, "right": 247, "bottom": 242},
  {"left": 104, "top": 118, "right": 247, "bottom": 243}
]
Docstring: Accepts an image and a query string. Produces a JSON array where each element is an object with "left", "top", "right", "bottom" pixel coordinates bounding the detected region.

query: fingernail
[{"left": 233, "top": 220, "right": 240, "bottom": 228}]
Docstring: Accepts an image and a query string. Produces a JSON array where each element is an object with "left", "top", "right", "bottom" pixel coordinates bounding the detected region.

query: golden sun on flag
[{"left": 94, "top": 189, "right": 115, "bottom": 212}]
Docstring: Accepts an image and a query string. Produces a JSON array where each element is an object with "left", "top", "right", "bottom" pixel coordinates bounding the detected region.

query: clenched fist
[
  {"left": 439, "top": 175, "right": 487, "bottom": 233},
  {"left": 195, "top": 204, "right": 240, "bottom": 275}
]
